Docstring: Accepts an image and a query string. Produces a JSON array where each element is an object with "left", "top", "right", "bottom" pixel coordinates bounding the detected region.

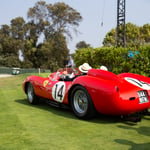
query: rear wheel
[
  {"left": 71, "top": 85, "right": 96, "bottom": 119},
  {"left": 27, "top": 83, "right": 38, "bottom": 104}
]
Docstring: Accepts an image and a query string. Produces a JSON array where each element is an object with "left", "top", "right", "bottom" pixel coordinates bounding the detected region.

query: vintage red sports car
[{"left": 22, "top": 68, "right": 150, "bottom": 119}]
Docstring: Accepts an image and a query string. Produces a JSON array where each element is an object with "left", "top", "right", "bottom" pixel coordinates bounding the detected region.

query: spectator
[{"left": 66, "top": 56, "right": 74, "bottom": 68}]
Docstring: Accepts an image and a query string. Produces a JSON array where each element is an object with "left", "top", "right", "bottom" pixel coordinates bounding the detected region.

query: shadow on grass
[
  {"left": 143, "top": 116, "right": 150, "bottom": 121},
  {"left": 15, "top": 99, "right": 141, "bottom": 125},
  {"left": 115, "top": 122, "right": 150, "bottom": 149},
  {"left": 117, "top": 125, "right": 150, "bottom": 137},
  {"left": 115, "top": 139, "right": 150, "bottom": 150},
  {"left": 15, "top": 98, "right": 76, "bottom": 120}
]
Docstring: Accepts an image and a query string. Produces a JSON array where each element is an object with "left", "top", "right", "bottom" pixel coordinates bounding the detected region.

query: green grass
[{"left": 0, "top": 74, "right": 150, "bottom": 150}]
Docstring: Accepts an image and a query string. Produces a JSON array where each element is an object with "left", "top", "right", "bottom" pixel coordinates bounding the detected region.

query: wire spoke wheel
[
  {"left": 71, "top": 85, "right": 96, "bottom": 119},
  {"left": 27, "top": 83, "right": 38, "bottom": 104},
  {"left": 27, "top": 83, "right": 34, "bottom": 103},
  {"left": 74, "top": 90, "right": 88, "bottom": 114}
]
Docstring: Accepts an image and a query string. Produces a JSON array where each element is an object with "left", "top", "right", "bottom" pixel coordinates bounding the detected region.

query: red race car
[{"left": 23, "top": 68, "right": 150, "bottom": 119}]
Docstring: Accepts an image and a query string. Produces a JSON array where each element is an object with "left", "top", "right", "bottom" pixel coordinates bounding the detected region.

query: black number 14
[{"left": 55, "top": 84, "right": 64, "bottom": 100}]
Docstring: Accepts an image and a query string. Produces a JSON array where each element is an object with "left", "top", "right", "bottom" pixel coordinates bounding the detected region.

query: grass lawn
[{"left": 0, "top": 73, "right": 150, "bottom": 150}]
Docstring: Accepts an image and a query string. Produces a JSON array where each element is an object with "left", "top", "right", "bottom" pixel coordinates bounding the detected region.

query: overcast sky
[{"left": 0, "top": 0, "right": 150, "bottom": 53}]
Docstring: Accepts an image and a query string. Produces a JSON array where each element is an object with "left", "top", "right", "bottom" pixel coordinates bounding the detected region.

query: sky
[{"left": 0, "top": 0, "right": 150, "bottom": 53}]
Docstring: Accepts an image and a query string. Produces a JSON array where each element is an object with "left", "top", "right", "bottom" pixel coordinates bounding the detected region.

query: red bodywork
[{"left": 23, "top": 69, "right": 150, "bottom": 116}]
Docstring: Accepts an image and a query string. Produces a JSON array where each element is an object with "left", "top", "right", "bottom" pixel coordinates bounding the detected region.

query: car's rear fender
[
  {"left": 118, "top": 73, "right": 150, "bottom": 84},
  {"left": 70, "top": 75, "right": 119, "bottom": 113},
  {"left": 70, "top": 75, "right": 150, "bottom": 115}
]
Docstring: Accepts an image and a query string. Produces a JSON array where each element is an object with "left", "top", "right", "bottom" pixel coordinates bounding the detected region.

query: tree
[
  {"left": 125, "top": 23, "right": 140, "bottom": 47},
  {"left": 0, "top": 25, "right": 10, "bottom": 55},
  {"left": 35, "top": 33, "right": 69, "bottom": 71},
  {"left": 0, "top": 1, "right": 82, "bottom": 69},
  {"left": 0, "top": 18, "right": 29, "bottom": 67},
  {"left": 76, "top": 41, "right": 91, "bottom": 49},
  {"left": 0, "top": 24, "right": 10, "bottom": 36},
  {"left": 26, "top": 1, "right": 82, "bottom": 69},
  {"left": 11, "top": 17, "right": 26, "bottom": 40},
  {"left": 103, "top": 23, "right": 150, "bottom": 48},
  {"left": 140, "top": 24, "right": 150, "bottom": 44},
  {"left": 27, "top": 1, "right": 82, "bottom": 40},
  {"left": 103, "top": 29, "right": 116, "bottom": 47}
]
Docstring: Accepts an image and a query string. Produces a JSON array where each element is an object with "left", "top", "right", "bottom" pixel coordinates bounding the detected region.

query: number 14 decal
[{"left": 52, "top": 82, "right": 66, "bottom": 102}]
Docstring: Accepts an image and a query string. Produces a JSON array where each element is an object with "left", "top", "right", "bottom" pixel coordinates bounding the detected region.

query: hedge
[{"left": 74, "top": 45, "right": 150, "bottom": 77}]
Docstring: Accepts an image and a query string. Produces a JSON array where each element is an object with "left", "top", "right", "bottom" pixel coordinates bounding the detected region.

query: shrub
[{"left": 74, "top": 45, "right": 150, "bottom": 76}]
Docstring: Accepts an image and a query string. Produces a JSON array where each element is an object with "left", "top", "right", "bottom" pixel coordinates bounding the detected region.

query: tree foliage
[
  {"left": 76, "top": 41, "right": 91, "bottom": 49},
  {"left": 103, "top": 23, "right": 150, "bottom": 48},
  {"left": 27, "top": 1, "right": 82, "bottom": 39},
  {"left": 0, "top": 1, "right": 82, "bottom": 70}
]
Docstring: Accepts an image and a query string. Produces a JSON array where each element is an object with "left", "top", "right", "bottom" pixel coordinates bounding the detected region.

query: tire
[
  {"left": 27, "top": 83, "right": 38, "bottom": 104},
  {"left": 70, "top": 85, "right": 96, "bottom": 119}
]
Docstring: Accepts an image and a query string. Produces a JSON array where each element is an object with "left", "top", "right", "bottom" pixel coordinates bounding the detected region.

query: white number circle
[
  {"left": 125, "top": 77, "right": 150, "bottom": 90},
  {"left": 52, "top": 82, "right": 66, "bottom": 102}
]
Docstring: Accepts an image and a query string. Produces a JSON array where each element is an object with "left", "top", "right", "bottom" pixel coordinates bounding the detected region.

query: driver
[
  {"left": 59, "top": 69, "right": 75, "bottom": 81},
  {"left": 59, "top": 63, "right": 92, "bottom": 81}
]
